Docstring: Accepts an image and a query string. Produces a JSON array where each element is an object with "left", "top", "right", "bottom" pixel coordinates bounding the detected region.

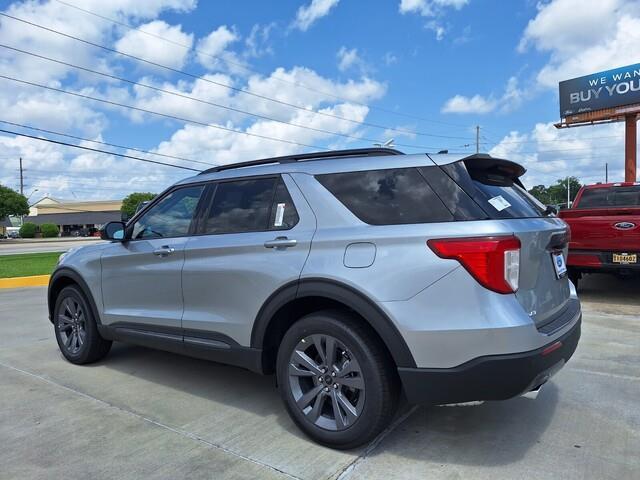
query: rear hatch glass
[{"left": 440, "top": 160, "right": 546, "bottom": 219}]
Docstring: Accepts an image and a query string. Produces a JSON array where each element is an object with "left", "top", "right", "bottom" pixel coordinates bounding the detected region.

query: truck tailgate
[{"left": 560, "top": 207, "right": 640, "bottom": 251}]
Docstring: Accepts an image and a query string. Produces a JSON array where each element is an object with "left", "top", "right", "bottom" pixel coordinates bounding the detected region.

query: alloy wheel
[
  {"left": 288, "top": 334, "right": 365, "bottom": 431},
  {"left": 57, "top": 297, "right": 86, "bottom": 355}
]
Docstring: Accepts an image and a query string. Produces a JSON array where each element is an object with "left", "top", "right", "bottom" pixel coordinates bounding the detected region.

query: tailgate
[
  {"left": 508, "top": 219, "right": 572, "bottom": 328},
  {"left": 561, "top": 209, "right": 640, "bottom": 251}
]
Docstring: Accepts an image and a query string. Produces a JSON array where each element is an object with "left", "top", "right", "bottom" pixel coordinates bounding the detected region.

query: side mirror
[{"left": 101, "top": 221, "right": 126, "bottom": 241}]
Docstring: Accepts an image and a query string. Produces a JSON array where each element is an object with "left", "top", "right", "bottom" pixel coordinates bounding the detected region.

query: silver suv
[{"left": 49, "top": 148, "right": 581, "bottom": 449}]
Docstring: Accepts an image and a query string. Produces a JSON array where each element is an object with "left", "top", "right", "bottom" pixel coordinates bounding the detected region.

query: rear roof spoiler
[
  {"left": 427, "top": 153, "right": 526, "bottom": 178},
  {"left": 460, "top": 153, "right": 526, "bottom": 178}
]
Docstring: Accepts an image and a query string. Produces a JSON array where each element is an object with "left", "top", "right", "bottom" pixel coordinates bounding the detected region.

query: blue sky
[{"left": 0, "top": 0, "right": 638, "bottom": 200}]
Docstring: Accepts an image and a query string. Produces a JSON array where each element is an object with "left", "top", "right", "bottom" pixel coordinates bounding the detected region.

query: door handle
[
  {"left": 264, "top": 237, "right": 297, "bottom": 249},
  {"left": 153, "top": 245, "right": 175, "bottom": 257}
]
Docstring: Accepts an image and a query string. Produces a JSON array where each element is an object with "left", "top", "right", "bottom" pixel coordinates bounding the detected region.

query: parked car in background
[
  {"left": 559, "top": 182, "right": 640, "bottom": 288},
  {"left": 48, "top": 149, "right": 581, "bottom": 449}
]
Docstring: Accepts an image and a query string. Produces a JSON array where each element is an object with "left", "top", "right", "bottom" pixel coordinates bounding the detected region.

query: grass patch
[{"left": 0, "top": 252, "right": 63, "bottom": 278}]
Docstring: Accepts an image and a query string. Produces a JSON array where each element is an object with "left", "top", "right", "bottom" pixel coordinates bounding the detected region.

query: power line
[
  {"left": 0, "top": 119, "right": 212, "bottom": 167},
  {"left": 0, "top": 128, "right": 201, "bottom": 172},
  {"left": 0, "top": 74, "right": 329, "bottom": 151},
  {"left": 0, "top": 44, "right": 450, "bottom": 151},
  {"left": 53, "top": 0, "right": 470, "bottom": 130},
  {"left": 0, "top": 12, "right": 473, "bottom": 141}
]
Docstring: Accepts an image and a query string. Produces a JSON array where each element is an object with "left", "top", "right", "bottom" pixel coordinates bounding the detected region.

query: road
[
  {"left": 0, "top": 238, "right": 103, "bottom": 255},
  {"left": 0, "top": 274, "right": 638, "bottom": 479}
]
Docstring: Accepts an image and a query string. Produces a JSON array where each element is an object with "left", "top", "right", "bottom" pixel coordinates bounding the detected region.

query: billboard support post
[{"left": 625, "top": 115, "right": 637, "bottom": 182}]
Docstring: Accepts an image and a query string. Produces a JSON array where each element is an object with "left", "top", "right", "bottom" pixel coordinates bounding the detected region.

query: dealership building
[{"left": 24, "top": 197, "right": 122, "bottom": 236}]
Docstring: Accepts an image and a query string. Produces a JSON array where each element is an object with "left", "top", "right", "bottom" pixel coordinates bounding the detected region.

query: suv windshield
[{"left": 577, "top": 186, "right": 640, "bottom": 208}]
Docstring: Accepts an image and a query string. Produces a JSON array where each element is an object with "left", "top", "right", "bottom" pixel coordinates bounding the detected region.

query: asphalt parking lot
[{"left": 1, "top": 274, "right": 638, "bottom": 479}]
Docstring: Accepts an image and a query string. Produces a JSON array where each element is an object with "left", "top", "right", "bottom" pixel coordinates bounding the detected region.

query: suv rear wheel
[
  {"left": 53, "top": 285, "right": 112, "bottom": 364},
  {"left": 276, "top": 310, "right": 398, "bottom": 449}
]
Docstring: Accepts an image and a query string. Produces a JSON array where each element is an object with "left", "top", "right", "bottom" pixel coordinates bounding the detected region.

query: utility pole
[
  {"left": 605, "top": 163, "right": 609, "bottom": 183},
  {"left": 19, "top": 157, "right": 24, "bottom": 195},
  {"left": 566, "top": 176, "right": 570, "bottom": 208},
  {"left": 475, "top": 125, "right": 480, "bottom": 153}
]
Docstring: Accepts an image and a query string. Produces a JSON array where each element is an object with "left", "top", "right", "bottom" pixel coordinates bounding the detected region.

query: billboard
[{"left": 559, "top": 63, "right": 640, "bottom": 117}]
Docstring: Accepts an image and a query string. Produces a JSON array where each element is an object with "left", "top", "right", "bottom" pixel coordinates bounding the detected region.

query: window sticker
[
  {"left": 488, "top": 195, "right": 511, "bottom": 212},
  {"left": 274, "top": 203, "right": 286, "bottom": 227}
]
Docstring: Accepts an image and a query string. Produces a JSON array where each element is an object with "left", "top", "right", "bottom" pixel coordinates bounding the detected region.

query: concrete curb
[{"left": 0, "top": 275, "right": 50, "bottom": 289}]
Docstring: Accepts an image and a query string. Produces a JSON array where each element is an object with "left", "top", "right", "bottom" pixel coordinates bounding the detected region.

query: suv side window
[
  {"left": 131, "top": 185, "right": 204, "bottom": 239},
  {"left": 202, "top": 177, "right": 298, "bottom": 234},
  {"left": 316, "top": 168, "right": 453, "bottom": 225}
]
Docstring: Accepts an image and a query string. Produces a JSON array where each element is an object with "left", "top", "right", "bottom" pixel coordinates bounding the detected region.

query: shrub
[
  {"left": 19, "top": 222, "right": 37, "bottom": 238},
  {"left": 40, "top": 223, "right": 59, "bottom": 238}
]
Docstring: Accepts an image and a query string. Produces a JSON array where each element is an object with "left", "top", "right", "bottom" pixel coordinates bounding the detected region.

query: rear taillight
[{"left": 428, "top": 236, "right": 521, "bottom": 294}]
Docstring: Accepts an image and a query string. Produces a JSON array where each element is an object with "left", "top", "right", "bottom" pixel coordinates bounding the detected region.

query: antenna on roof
[{"left": 373, "top": 139, "right": 395, "bottom": 148}]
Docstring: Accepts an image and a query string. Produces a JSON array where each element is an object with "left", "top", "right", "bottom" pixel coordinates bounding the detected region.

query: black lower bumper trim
[{"left": 398, "top": 317, "right": 581, "bottom": 405}]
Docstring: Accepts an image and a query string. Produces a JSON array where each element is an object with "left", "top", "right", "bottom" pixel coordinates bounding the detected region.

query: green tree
[
  {"left": 121, "top": 192, "right": 156, "bottom": 220},
  {"left": 546, "top": 177, "right": 583, "bottom": 206},
  {"left": 40, "top": 223, "right": 59, "bottom": 238},
  {"left": 528, "top": 185, "right": 550, "bottom": 204},
  {"left": 19, "top": 222, "right": 37, "bottom": 238},
  {"left": 0, "top": 184, "right": 29, "bottom": 219}
]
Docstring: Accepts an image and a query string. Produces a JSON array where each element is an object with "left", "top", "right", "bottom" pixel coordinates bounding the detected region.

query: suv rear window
[
  {"left": 316, "top": 168, "right": 453, "bottom": 225},
  {"left": 441, "top": 162, "right": 545, "bottom": 219},
  {"left": 577, "top": 186, "right": 640, "bottom": 208}
]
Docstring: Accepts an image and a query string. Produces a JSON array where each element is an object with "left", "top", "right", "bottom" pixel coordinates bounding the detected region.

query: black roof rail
[{"left": 198, "top": 147, "right": 404, "bottom": 175}]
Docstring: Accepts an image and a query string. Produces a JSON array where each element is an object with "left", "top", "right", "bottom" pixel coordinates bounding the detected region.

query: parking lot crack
[
  {"left": 333, "top": 405, "right": 418, "bottom": 480},
  {"left": 0, "top": 361, "right": 303, "bottom": 480}
]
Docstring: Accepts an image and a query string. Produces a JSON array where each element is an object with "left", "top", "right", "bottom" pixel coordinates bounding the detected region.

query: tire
[
  {"left": 276, "top": 310, "right": 398, "bottom": 449},
  {"left": 53, "top": 285, "right": 112, "bottom": 364}
]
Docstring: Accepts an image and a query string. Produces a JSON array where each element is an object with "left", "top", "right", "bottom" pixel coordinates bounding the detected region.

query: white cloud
[
  {"left": 383, "top": 52, "right": 398, "bottom": 66},
  {"left": 0, "top": 0, "right": 392, "bottom": 202},
  {"left": 426, "top": 20, "right": 446, "bottom": 41},
  {"left": 292, "top": 0, "right": 340, "bottom": 31},
  {"left": 441, "top": 77, "right": 523, "bottom": 114},
  {"left": 442, "top": 94, "right": 496, "bottom": 114},
  {"left": 196, "top": 25, "right": 242, "bottom": 72},
  {"left": 115, "top": 20, "right": 193, "bottom": 70},
  {"left": 399, "top": 0, "right": 469, "bottom": 16},
  {"left": 0, "top": 0, "right": 198, "bottom": 199},
  {"left": 337, "top": 47, "right": 365, "bottom": 72},
  {"left": 399, "top": 0, "right": 469, "bottom": 39},
  {"left": 519, "top": 0, "right": 640, "bottom": 88},
  {"left": 244, "top": 23, "right": 276, "bottom": 58},
  {"left": 149, "top": 66, "right": 386, "bottom": 166},
  {"left": 489, "top": 121, "right": 631, "bottom": 187}
]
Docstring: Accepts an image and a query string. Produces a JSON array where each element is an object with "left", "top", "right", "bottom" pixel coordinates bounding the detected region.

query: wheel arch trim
[
  {"left": 48, "top": 267, "right": 102, "bottom": 326},
  {"left": 251, "top": 278, "right": 417, "bottom": 368}
]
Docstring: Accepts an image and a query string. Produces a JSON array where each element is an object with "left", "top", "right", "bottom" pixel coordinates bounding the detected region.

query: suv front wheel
[
  {"left": 53, "top": 285, "right": 112, "bottom": 364},
  {"left": 276, "top": 310, "right": 398, "bottom": 449}
]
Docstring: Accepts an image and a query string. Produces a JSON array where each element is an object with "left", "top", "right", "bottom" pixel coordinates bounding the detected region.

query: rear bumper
[
  {"left": 398, "top": 315, "right": 581, "bottom": 405},
  {"left": 568, "top": 250, "right": 639, "bottom": 272}
]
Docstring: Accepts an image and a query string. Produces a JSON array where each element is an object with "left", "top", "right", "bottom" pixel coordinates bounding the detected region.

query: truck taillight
[{"left": 428, "top": 236, "right": 521, "bottom": 294}]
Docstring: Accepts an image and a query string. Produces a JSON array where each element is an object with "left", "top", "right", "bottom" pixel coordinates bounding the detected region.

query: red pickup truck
[{"left": 559, "top": 182, "right": 640, "bottom": 288}]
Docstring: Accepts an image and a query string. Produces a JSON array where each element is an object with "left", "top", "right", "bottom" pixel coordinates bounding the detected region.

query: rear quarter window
[{"left": 316, "top": 168, "right": 453, "bottom": 225}]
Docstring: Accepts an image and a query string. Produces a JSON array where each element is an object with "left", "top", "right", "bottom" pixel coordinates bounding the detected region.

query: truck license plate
[
  {"left": 552, "top": 252, "right": 567, "bottom": 278},
  {"left": 613, "top": 253, "right": 637, "bottom": 264}
]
